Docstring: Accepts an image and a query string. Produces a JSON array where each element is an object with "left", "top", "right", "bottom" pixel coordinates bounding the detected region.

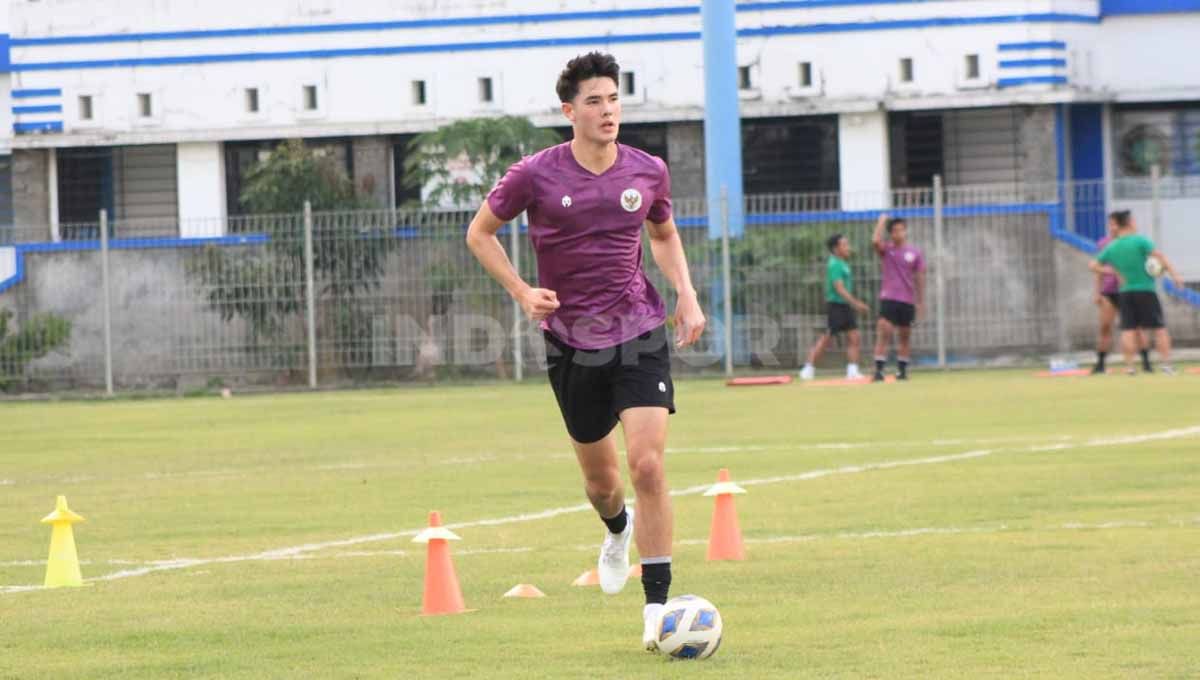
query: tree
[
  {"left": 0, "top": 309, "right": 72, "bottom": 391},
  {"left": 402, "top": 116, "right": 561, "bottom": 208},
  {"left": 189, "top": 140, "right": 394, "bottom": 375}
]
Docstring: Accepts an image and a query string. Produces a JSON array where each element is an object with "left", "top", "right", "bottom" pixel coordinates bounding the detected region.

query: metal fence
[{"left": 1, "top": 177, "right": 1197, "bottom": 395}]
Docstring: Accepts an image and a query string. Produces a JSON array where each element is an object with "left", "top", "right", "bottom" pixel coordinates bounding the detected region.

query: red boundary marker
[
  {"left": 1034, "top": 369, "right": 1091, "bottom": 378},
  {"left": 726, "top": 375, "right": 793, "bottom": 386}
]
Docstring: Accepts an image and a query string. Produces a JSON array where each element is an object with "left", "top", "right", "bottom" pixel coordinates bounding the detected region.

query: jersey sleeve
[
  {"left": 1096, "top": 242, "right": 1113, "bottom": 264},
  {"left": 486, "top": 157, "right": 535, "bottom": 222},
  {"left": 1139, "top": 235, "right": 1155, "bottom": 256},
  {"left": 646, "top": 157, "right": 673, "bottom": 225},
  {"left": 914, "top": 248, "right": 928, "bottom": 272}
]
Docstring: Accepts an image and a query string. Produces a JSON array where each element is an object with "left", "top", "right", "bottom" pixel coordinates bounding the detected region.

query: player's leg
[
  {"left": 845, "top": 329, "right": 862, "bottom": 379},
  {"left": 545, "top": 332, "right": 631, "bottom": 594},
  {"left": 801, "top": 333, "right": 832, "bottom": 380},
  {"left": 1144, "top": 293, "right": 1172, "bottom": 373},
  {"left": 1138, "top": 329, "right": 1153, "bottom": 373},
  {"left": 1093, "top": 296, "right": 1116, "bottom": 374},
  {"left": 620, "top": 406, "right": 674, "bottom": 651},
  {"left": 1116, "top": 294, "right": 1139, "bottom": 374},
  {"left": 896, "top": 324, "right": 912, "bottom": 380},
  {"left": 873, "top": 316, "right": 893, "bottom": 382}
]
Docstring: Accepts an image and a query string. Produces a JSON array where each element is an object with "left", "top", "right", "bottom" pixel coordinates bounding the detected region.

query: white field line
[{"left": 2, "top": 424, "right": 1196, "bottom": 596}]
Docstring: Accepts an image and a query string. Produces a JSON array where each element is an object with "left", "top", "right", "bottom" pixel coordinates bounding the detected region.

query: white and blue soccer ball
[
  {"left": 1145, "top": 256, "right": 1165, "bottom": 278},
  {"left": 653, "top": 594, "right": 723, "bottom": 660}
]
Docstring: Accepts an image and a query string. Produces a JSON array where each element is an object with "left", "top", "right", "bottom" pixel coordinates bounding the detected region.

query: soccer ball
[
  {"left": 1145, "top": 256, "right": 1164, "bottom": 278},
  {"left": 653, "top": 595, "right": 723, "bottom": 660}
]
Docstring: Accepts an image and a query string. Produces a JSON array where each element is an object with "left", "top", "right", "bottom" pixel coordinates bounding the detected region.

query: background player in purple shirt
[
  {"left": 1091, "top": 211, "right": 1149, "bottom": 374},
  {"left": 465, "top": 52, "right": 705, "bottom": 652},
  {"left": 871, "top": 214, "right": 926, "bottom": 381}
]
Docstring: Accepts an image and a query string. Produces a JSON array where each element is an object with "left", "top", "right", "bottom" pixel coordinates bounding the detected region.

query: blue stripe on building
[
  {"left": 998, "top": 41, "right": 1067, "bottom": 51},
  {"left": 11, "top": 88, "right": 62, "bottom": 98},
  {"left": 10, "top": 13, "right": 1101, "bottom": 72},
  {"left": 998, "top": 58, "right": 1067, "bottom": 69},
  {"left": 998, "top": 75, "right": 1068, "bottom": 88},
  {"left": 13, "top": 121, "right": 63, "bottom": 133},
  {"left": 12, "top": 104, "right": 63, "bottom": 115}
]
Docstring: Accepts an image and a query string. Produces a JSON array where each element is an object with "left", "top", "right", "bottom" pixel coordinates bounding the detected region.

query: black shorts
[
  {"left": 1103, "top": 292, "right": 1120, "bottom": 309},
  {"left": 544, "top": 325, "right": 675, "bottom": 444},
  {"left": 826, "top": 302, "right": 857, "bottom": 335},
  {"left": 1118, "top": 291, "right": 1164, "bottom": 330},
  {"left": 880, "top": 299, "right": 916, "bottom": 328}
]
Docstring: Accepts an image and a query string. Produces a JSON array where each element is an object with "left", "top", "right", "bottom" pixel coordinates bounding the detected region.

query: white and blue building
[{"left": 0, "top": 0, "right": 1198, "bottom": 278}]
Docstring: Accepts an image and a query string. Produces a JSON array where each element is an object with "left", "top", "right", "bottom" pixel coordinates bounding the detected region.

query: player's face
[
  {"left": 891, "top": 222, "right": 908, "bottom": 244},
  {"left": 563, "top": 77, "right": 621, "bottom": 146},
  {"left": 836, "top": 238, "right": 851, "bottom": 258}
]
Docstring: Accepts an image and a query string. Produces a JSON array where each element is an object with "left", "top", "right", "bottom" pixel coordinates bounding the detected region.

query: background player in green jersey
[
  {"left": 1089, "top": 211, "right": 1183, "bottom": 375},
  {"left": 800, "top": 234, "right": 870, "bottom": 381}
]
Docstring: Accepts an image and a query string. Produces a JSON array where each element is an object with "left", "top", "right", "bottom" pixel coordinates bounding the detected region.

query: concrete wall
[
  {"left": 665, "top": 122, "right": 704, "bottom": 199},
  {"left": 11, "top": 149, "right": 49, "bottom": 238},
  {"left": 351, "top": 135, "right": 392, "bottom": 208}
]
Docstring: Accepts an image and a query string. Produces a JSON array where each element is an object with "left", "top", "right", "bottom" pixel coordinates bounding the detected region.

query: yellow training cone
[{"left": 41, "top": 496, "right": 85, "bottom": 588}]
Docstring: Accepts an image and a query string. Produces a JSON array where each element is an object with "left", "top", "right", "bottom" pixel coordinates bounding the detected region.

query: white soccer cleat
[
  {"left": 846, "top": 365, "right": 863, "bottom": 380},
  {"left": 643, "top": 603, "right": 664, "bottom": 652},
  {"left": 799, "top": 364, "right": 815, "bottom": 381},
  {"left": 598, "top": 507, "right": 634, "bottom": 595}
]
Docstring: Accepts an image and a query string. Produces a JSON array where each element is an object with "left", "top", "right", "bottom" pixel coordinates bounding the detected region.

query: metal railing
[{"left": 0, "top": 176, "right": 1197, "bottom": 395}]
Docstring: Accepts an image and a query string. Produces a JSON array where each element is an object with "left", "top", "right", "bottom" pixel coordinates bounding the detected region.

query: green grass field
[{"left": 2, "top": 370, "right": 1198, "bottom": 679}]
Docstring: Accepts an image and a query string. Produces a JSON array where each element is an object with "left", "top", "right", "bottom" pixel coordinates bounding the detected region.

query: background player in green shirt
[
  {"left": 800, "top": 234, "right": 870, "bottom": 380},
  {"left": 1089, "top": 211, "right": 1183, "bottom": 374}
]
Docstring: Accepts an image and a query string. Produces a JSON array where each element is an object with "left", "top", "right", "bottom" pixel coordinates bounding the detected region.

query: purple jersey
[
  {"left": 1096, "top": 235, "right": 1119, "bottom": 294},
  {"left": 878, "top": 241, "right": 926, "bottom": 305},
  {"left": 487, "top": 142, "right": 671, "bottom": 350}
]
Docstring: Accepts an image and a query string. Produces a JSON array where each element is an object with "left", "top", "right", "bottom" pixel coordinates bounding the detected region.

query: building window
[
  {"left": 303, "top": 85, "right": 319, "bottom": 111},
  {"left": 478, "top": 77, "right": 494, "bottom": 103},
  {"left": 900, "top": 58, "right": 914, "bottom": 83},
  {"left": 742, "top": 116, "right": 841, "bottom": 194},
  {"left": 79, "top": 95, "right": 94, "bottom": 120},
  {"left": 412, "top": 80, "right": 427, "bottom": 106},
  {"left": 621, "top": 71, "right": 636, "bottom": 96},
  {"left": 137, "top": 93, "right": 153, "bottom": 118},
  {"left": 965, "top": 54, "right": 980, "bottom": 80},
  {"left": 799, "top": 62, "right": 813, "bottom": 88},
  {"left": 738, "top": 65, "right": 753, "bottom": 90},
  {"left": 245, "top": 88, "right": 260, "bottom": 113}
]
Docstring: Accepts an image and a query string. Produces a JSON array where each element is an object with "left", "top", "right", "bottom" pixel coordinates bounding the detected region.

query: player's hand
[
  {"left": 673, "top": 290, "right": 706, "bottom": 348},
  {"left": 853, "top": 301, "right": 869, "bottom": 314},
  {"left": 1170, "top": 274, "right": 1184, "bottom": 288},
  {"left": 518, "top": 287, "right": 560, "bottom": 321}
]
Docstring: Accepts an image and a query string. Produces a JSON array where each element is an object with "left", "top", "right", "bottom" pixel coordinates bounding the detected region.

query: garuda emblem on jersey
[{"left": 621, "top": 188, "right": 643, "bottom": 212}]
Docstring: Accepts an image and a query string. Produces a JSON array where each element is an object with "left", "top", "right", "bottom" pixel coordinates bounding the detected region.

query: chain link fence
[{"left": 1, "top": 177, "right": 1197, "bottom": 395}]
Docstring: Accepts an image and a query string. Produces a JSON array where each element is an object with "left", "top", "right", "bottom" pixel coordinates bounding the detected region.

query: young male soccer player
[
  {"left": 465, "top": 52, "right": 705, "bottom": 651},
  {"left": 1092, "top": 212, "right": 1150, "bottom": 374},
  {"left": 800, "top": 234, "right": 870, "bottom": 380},
  {"left": 871, "top": 214, "right": 925, "bottom": 381},
  {"left": 1089, "top": 210, "right": 1183, "bottom": 375}
]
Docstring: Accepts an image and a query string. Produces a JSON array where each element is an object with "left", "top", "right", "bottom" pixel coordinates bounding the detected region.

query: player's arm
[
  {"left": 1151, "top": 249, "right": 1185, "bottom": 287},
  {"left": 465, "top": 202, "right": 559, "bottom": 321},
  {"left": 833, "top": 281, "right": 869, "bottom": 314},
  {"left": 646, "top": 216, "right": 706, "bottom": 348},
  {"left": 872, "top": 213, "right": 888, "bottom": 255}
]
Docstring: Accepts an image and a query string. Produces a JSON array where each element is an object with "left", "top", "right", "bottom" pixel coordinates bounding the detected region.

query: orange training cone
[
  {"left": 704, "top": 469, "right": 747, "bottom": 561},
  {"left": 412, "top": 511, "right": 467, "bottom": 616},
  {"left": 571, "top": 568, "right": 600, "bottom": 586},
  {"left": 503, "top": 584, "right": 546, "bottom": 598}
]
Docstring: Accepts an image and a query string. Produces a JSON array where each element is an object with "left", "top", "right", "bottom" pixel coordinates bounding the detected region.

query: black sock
[
  {"left": 898, "top": 360, "right": 909, "bottom": 376},
  {"left": 874, "top": 359, "right": 885, "bottom": 375},
  {"left": 641, "top": 560, "right": 672, "bottom": 605},
  {"left": 1097, "top": 351, "right": 1107, "bottom": 369},
  {"left": 1140, "top": 349, "right": 1152, "bottom": 371},
  {"left": 601, "top": 506, "right": 628, "bottom": 535}
]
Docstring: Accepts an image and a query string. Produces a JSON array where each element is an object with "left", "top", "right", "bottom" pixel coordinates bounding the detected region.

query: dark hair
[
  {"left": 556, "top": 52, "right": 621, "bottom": 103},
  {"left": 886, "top": 218, "right": 906, "bottom": 234},
  {"left": 826, "top": 234, "right": 846, "bottom": 253},
  {"left": 1109, "top": 210, "right": 1133, "bottom": 228}
]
